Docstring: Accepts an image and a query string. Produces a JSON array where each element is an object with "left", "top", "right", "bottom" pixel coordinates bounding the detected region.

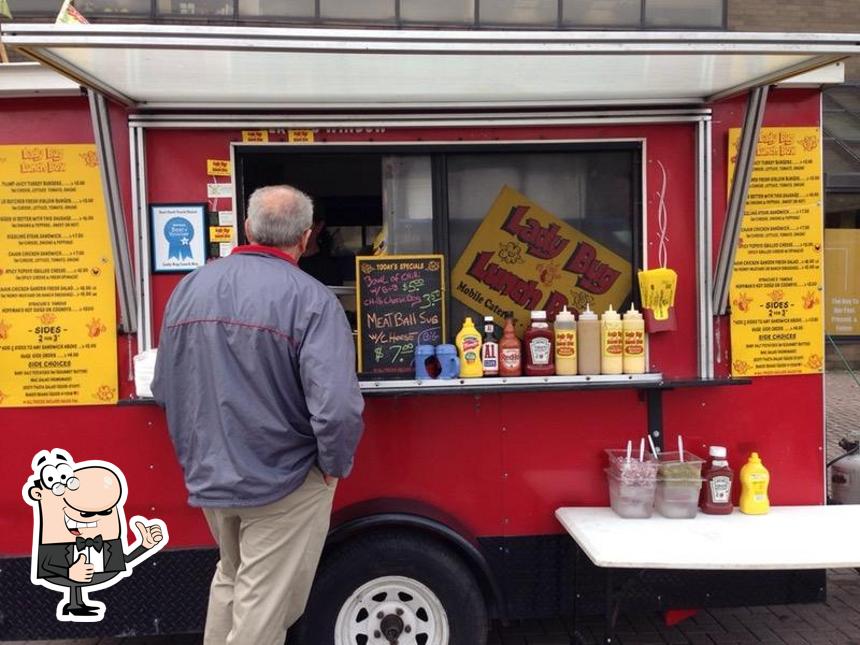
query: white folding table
[{"left": 555, "top": 506, "right": 860, "bottom": 644}]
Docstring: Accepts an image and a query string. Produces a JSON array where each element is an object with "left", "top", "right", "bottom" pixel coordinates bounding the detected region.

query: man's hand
[
  {"left": 69, "top": 554, "right": 94, "bottom": 583},
  {"left": 323, "top": 473, "right": 338, "bottom": 487},
  {"left": 135, "top": 520, "right": 164, "bottom": 550}
]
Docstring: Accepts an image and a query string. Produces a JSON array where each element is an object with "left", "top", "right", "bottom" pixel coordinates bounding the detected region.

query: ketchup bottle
[
  {"left": 700, "top": 446, "right": 734, "bottom": 515},
  {"left": 499, "top": 313, "right": 522, "bottom": 377},
  {"left": 523, "top": 310, "right": 554, "bottom": 376}
]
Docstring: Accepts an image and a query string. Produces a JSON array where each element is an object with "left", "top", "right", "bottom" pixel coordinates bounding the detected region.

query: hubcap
[
  {"left": 335, "top": 575, "right": 449, "bottom": 645},
  {"left": 380, "top": 613, "right": 404, "bottom": 641}
]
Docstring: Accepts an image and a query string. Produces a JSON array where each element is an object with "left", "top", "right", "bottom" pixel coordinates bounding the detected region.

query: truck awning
[
  {"left": 2, "top": 24, "right": 858, "bottom": 110},
  {"left": 0, "top": 62, "right": 82, "bottom": 98}
]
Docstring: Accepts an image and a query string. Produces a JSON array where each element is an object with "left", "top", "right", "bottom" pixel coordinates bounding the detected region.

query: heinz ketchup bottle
[
  {"left": 700, "top": 446, "right": 734, "bottom": 515},
  {"left": 523, "top": 310, "right": 554, "bottom": 376}
]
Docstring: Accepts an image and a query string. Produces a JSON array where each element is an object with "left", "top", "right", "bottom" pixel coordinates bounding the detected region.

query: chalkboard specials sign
[{"left": 356, "top": 255, "right": 446, "bottom": 377}]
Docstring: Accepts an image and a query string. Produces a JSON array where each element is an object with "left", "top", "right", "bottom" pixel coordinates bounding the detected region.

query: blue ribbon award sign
[{"left": 151, "top": 204, "right": 207, "bottom": 272}]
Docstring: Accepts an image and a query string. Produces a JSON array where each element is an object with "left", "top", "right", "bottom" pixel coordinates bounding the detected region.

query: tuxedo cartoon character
[{"left": 23, "top": 449, "right": 168, "bottom": 622}]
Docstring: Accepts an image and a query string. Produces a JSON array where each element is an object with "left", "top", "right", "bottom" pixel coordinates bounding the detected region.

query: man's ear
[
  {"left": 244, "top": 219, "right": 254, "bottom": 244},
  {"left": 28, "top": 486, "right": 42, "bottom": 501},
  {"left": 298, "top": 228, "right": 313, "bottom": 255}
]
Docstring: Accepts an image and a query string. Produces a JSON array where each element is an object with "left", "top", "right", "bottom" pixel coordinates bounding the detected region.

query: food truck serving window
[
  {"left": 234, "top": 142, "right": 641, "bottom": 342},
  {"left": 443, "top": 148, "right": 640, "bottom": 329}
]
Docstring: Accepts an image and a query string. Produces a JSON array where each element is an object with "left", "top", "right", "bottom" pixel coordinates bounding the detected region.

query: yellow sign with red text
[
  {"left": 206, "top": 159, "right": 231, "bottom": 176},
  {"left": 728, "top": 127, "right": 824, "bottom": 377},
  {"left": 0, "top": 144, "right": 118, "bottom": 407},
  {"left": 287, "top": 129, "right": 315, "bottom": 143},
  {"left": 451, "top": 186, "right": 631, "bottom": 331},
  {"left": 209, "top": 226, "right": 234, "bottom": 243},
  {"left": 241, "top": 130, "right": 269, "bottom": 143}
]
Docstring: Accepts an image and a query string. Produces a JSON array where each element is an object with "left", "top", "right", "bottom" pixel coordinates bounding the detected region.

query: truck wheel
[{"left": 289, "top": 531, "right": 488, "bottom": 645}]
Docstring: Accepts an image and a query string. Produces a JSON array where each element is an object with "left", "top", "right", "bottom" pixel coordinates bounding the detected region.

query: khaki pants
[{"left": 202, "top": 466, "right": 336, "bottom": 645}]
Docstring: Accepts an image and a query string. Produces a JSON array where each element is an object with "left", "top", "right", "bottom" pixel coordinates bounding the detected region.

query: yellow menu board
[
  {"left": 0, "top": 144, "right": 118, "bottom": 407},
  {"left": 728, "top": 128, "right": 824, "bottom": 377},
  {"left": 824, "top": 228, "right": 860, "bottom": 336},
  {"left": 451, "top": 186, "right": 631, "bottom": 332}
]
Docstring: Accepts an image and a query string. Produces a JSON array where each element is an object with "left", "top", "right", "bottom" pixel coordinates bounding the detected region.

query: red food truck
[{"left": 0, "top": 24, "right": 854, "bottom": 644}]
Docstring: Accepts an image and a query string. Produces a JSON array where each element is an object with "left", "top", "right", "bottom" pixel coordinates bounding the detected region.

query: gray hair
[{"left": 246, "top": 185, "right": 314, "bottom": 247}]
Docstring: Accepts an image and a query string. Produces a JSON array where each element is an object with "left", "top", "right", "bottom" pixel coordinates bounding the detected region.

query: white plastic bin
[
  {"left": 655, "top": 478, "right": 703, "bottom": 518},
  {"left": 605, "top": 468, "right": 657, "bottom": 518},
  {"left": 605, "top": 449, "right": 659, "bottom": 477}
]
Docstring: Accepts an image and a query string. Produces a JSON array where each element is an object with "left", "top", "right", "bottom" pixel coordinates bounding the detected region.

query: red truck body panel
[{"left": 0, "top": 90, "right": 824, "bottom": 564}]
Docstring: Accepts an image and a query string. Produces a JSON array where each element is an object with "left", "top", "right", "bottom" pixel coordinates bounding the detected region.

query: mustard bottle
[
  {"left": 600, "top": 305, "right": 623, "bottom": 375},
  {"left": 554, "top": 306, "right": 577, "bottom": 375},
  {"left": 622, "top": 303, "right": 646, "bottom": 374},
  {"left": 456, "top": 317, "right": 483, "bottom": 378},
  {"left": 739, "top": 452, "right": 770, "bottom": 515}
]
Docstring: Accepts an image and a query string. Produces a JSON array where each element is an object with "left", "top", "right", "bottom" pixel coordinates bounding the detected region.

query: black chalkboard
[{"left": 355, "top": 255, "right": 446, "bottom": 378}]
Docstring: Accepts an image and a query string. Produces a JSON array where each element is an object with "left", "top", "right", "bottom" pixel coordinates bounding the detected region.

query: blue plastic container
[
  {"left": 435, "top": 344, "right": 460, "bottom": 379},
  {"left": 415, "top": 345, "right": 437, "bottom": 379}
]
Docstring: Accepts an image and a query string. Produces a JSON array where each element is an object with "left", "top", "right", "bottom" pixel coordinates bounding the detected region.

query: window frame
[
  {"left": 7, "top": 0, "right": 727, "bottom": 30},
  {"left": 233, "top": 140, "right": 644, "bottom": 339}
]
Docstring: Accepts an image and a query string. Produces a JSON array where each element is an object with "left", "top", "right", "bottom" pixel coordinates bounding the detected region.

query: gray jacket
[{"left": 151, "top": 246, "right": 364, "bottom": 508}]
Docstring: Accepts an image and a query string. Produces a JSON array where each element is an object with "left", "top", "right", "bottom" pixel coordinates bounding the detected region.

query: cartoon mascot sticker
[{"left": 22, "top": 448, "right": 168, "bottom": 622}]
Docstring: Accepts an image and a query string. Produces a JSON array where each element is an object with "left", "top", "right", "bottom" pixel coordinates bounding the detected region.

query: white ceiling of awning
[
  {"left": 0, "top": 62, "right": 82, "bottom": 97},
  {"left": 3, "top": 24, "right": 859, "bottom": 110}
]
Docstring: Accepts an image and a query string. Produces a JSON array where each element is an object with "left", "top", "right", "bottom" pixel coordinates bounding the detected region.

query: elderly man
[{"left": 152, "top": 185, "right": 364, "bottom": 645}]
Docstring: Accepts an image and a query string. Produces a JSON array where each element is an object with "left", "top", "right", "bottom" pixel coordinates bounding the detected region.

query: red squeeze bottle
[
  {"left": 499, "top": 313, "right": 522, "bottom": 377},
  {"left": 523, "top": 310, "right": 554, "bottom": 376},
  {"left": 700, "top": 445, "right": 734, "bottom": 515}
]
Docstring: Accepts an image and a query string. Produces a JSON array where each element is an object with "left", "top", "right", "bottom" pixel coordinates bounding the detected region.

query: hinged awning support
[
  {"left": 88, "top": 89, "right": 137, "bottom": 333},
  {"left": 696, "top": 117, "right": 714, "bottom": 379},
  {"left": 712, "top": 85, "right": 770, "bottom": 316}
]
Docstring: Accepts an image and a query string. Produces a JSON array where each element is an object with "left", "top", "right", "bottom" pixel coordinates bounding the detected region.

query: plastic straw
[
  {"left": 639, "top": 438, "right": 645, "bottom": 462},
  {"left": 678, "top": 436, "right": 684, "bottom": 461},
  {"left": 626, "top": 440, "right": 632, "bottom": 464},
  {"left": 647, "top": 434, "right": 659, "bottom": 458}
]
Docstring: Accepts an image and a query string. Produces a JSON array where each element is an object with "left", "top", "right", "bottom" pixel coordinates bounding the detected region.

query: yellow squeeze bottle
[
  {"left": 600, "top": 305, "right": 623, "bottom": 375},
  {"left": 456, "top": 317, "right": 484, "bottom": 378},
  {"left": 622, "top": 303, "right": 646, "bottom": 374},
  {"left": 739, "top": 452, "right": 770, "bottom": 515},
  {"left": 554, "top": 306, "right": 577, "bottom": 375}
]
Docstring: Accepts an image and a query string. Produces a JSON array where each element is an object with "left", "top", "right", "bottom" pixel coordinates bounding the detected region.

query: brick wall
[{"left": 728, "top": 0, "right": 860, "bottom": 79}]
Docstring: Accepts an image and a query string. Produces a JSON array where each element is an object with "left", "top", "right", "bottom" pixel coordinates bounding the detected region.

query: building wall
[{"left": 728, "top": 0, "right": 860, "bottom": 79}]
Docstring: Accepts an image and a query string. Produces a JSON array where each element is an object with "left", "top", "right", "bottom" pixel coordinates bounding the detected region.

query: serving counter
[{"left": 358, "top": 375, "right": 750, "bottom": 452}]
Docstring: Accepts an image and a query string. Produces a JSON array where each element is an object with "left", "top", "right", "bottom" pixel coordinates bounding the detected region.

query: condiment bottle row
[{"left": 453, "top": 303, "right": 648, "bottom": 379}]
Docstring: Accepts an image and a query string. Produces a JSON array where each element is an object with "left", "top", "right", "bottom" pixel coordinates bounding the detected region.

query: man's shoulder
[
  {"left": 291, "top": 266, "right": 340, "bottom": 301},
  {"left": 231, "top": 254, "right": 338, "bottom": 301},
  {"left": 174, "top": 254, "right": 338, "bottom": 308},
  {"left": 173, "top": 254, "right": 282, "bottom": 291}
]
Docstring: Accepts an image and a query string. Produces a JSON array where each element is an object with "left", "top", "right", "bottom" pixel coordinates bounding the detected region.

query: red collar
[{"left": 231, "top": 244, "right": 298, "bottom": 266}]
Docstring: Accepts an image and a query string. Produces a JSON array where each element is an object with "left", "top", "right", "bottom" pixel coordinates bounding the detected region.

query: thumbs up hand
[
  {"left": 69, "top": 554, "right": 94, "bottom": 582},
  {"left": 134, "top": 520, "right": 164, "bottom": 550}
]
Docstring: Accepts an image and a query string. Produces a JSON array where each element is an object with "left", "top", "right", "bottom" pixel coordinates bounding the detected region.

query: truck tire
[{"left": 288, "top": 530, "right": 488, "bottom": 645}]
